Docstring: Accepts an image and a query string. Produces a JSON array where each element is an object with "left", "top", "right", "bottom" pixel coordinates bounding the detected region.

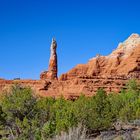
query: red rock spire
[
  {"left": 48, "top": 38, "right": 58, "bottom": 79},
  {"left": 40, "top": 38, "right": 58, "bottom": 80}
]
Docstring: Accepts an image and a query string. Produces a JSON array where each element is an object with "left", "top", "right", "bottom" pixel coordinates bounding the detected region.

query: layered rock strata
[
  {"left": 60, "top": 33, "right": 140, "bottom": 80},
  {"left": 0, "top": 34, "right": 140, "bottom": 99}
]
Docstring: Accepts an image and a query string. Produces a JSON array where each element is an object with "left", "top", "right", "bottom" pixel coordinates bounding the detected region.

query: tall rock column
[
  {"left": 40, "top": 38, "right": 58, "bottom": 80},
  {"left": 48, "top": 38, "right": 58, "bottom": 79}
]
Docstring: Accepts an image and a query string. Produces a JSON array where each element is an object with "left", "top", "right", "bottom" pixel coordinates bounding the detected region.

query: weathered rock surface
[
  {"left": 40, "top": 38, "right": 58, "bottom": 80},
  {"left": 95, "top": 120, "right": 140, "bottom": 140},
  {"left": 62, "top": 33, "right": 140, "bottom": 80},
  {"left": 0, "top": 34, "right": 140, "bottom": 98}
]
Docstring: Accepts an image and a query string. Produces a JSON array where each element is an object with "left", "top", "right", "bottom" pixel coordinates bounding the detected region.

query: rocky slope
[
  {"left": 61, "top": 33, "right": 140, "bottom": 80},
  {"left": 0, "top": 34, "right": 140, "bottom": 98}
]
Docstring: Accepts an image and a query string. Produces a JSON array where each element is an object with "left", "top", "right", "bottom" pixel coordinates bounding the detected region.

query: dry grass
[{"left": 51, "top": 124, "right": 88, "bottom": 140}]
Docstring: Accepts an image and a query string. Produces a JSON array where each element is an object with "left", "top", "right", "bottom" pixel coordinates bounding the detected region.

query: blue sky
[{"left": 0, "top": 0, "right": 140, "bottom": 79}]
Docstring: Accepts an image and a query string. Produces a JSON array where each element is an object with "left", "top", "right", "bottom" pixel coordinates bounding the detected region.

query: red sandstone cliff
[
  {"left": 60, "top": 33, "right": 140, "bottom": 80},
  {"left": 39, "top": 33, "right": 140, "bottom": 98},
  {"left": 0, "top": 34, "right": 140, "bottom": 99}
]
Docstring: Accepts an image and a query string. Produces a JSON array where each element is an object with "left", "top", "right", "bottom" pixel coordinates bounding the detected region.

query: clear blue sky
[{"left": 0, "top": 0, "right": 140, "bottom": 79}]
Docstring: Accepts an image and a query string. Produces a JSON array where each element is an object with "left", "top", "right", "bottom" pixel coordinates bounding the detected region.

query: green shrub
[
  {"left": 0, "top": 80, "right": 140, "bottom": 139},
  {"left": 0, "top": 84, "right": 37, "bottom": 139}
]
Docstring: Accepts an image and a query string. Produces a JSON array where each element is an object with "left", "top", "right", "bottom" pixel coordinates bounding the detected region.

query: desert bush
[
  {"left": 0, "top": 80, "right": 139, "bottom": 139},
  {"left": 0, "top": 84, "right": 37, "bottom": 139}
]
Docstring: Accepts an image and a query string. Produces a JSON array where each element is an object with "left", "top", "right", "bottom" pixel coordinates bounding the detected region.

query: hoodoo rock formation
[
  {"left": 0, "top": 34, "right": 140, "bottom": 99},
  {"left": 40, "top": 38, "right": 58, "bottom": 80}
]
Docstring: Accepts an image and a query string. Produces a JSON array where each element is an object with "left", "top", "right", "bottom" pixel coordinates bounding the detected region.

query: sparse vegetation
[{"left": 0, "top": 80, "right": 140, "bottom": 139}]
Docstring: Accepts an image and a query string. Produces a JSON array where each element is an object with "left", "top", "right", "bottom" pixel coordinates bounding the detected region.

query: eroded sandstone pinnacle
[
  {"left": 1, "top": 33, "right": 140, "bottom": 99},
  {"left": 40, "top": 38, "right": 58, "bottom": 80}
]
